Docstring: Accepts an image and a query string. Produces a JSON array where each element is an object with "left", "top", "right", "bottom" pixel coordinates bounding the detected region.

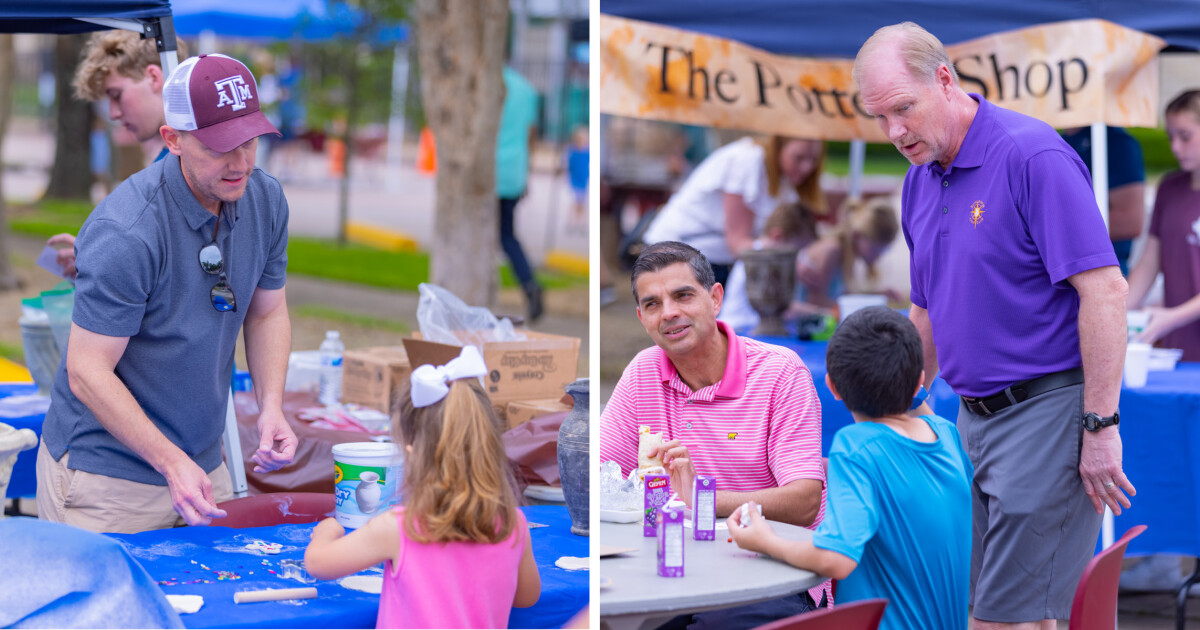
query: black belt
[{"left": 961, "top": 367, "right": 1084, "bottom": 416}]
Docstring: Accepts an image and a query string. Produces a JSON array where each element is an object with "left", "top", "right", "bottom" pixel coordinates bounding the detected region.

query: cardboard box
[
  {"left": 505, "top": 396, "right": 573, "bottom": 429},
  {"left": 404, "top": 331, "right": 581, "bottom": 406},
  {"left": 340, "top": 346, "right": 411, "bottom": 413}
]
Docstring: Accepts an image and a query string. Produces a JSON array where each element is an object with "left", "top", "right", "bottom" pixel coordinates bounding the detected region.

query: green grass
[
  {"left": 291, "top": 305, "right": 411, "bottom": 333},
  {"left": 1128, "top": 127, "right": 1175, "bottom": 178},
  {"left": 0, "top": 341, "right": 23, "bottom": 363}
]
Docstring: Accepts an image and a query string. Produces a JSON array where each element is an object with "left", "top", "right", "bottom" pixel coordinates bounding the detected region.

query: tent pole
[
  {"left": 386, "top": 43, "right": 410, "bottom": 192},
  {"left": 848, "top": 139, "right": 866, "bottom": 203},
  {"left": 1091, "top": 122, "right": 1109, "bottom": 230}
]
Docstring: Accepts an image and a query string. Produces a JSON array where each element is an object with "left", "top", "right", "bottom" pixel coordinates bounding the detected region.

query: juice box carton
[
  {"left": 657, "top": 504, "right": 685, "bottom": 577},
  {"left": 692, "top": 475, "right": 716, "bottom": 540},
  {"left": 644, "top": 473, "right": 671, "bottom": 537}
]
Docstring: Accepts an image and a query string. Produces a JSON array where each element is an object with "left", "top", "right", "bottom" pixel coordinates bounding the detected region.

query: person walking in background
[
  {"left": 642, "top": 135, "right": 827, "bottom": 285},
  {"left": 1126, "top": 90, "right": 1200, "bottom": 361},
  {"left": 496, "top": 66, "right": 544, "bottom": 322},
  {"left": 855, "top": 22, "right": 1131, "bottom": 629},
  {"left": 1062, "top": 125, "right": 1146, "bottom": 275},
  {"left": 563, "top": 124, "right": 590, "bottom": 233},
  {"left": 49, "top": 29, "right": 188, "bottom": 279}
]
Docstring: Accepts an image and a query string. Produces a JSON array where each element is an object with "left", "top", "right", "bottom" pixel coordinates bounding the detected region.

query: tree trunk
[
  {"left": 0, "top": 34, "right": 21, "bottom": 290},
  {"left": 43, "top": 34, "right": 92, "bottom": 201},
  {"left": 336, "top": 45, "right": 359, "bottom": 247},
  {"left": 415, "top": 0, "right": 508, "bottom": 308}
]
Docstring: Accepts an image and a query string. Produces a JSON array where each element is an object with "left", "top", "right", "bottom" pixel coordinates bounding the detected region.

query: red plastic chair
[
  {"left": 214, "top": 492, "right": 336, "bottom": 528},
  {"left": 750, "top": 598, "right": 888, "bottom": 630},
  {"left": 1068, "top": 524, "right": 1147, "bottom": 630}
]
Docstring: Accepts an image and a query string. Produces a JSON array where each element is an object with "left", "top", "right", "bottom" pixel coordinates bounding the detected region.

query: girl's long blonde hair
[
  {"left": 392, "top": 377, "right": 519, "bottom": 545},
  {"left": 836, "top": 197, "right": 899, "bottom": 280},
  {"left": 756, "top": 135, "right": 828, "bottom": 217}
]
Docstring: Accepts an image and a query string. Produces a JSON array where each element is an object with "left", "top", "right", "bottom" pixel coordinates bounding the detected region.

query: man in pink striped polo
[{"left": 600, "top": 241, "right": 829, "bottom": 622}]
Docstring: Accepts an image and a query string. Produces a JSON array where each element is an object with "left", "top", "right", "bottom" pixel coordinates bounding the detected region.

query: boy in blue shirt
[{"left": 728, "top": 306, "right": 972, "bottom": 629}]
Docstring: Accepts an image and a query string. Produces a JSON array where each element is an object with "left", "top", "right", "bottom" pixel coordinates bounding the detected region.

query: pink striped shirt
[{"left": 600, "top": 321, "right": 830, "bottom": 603}]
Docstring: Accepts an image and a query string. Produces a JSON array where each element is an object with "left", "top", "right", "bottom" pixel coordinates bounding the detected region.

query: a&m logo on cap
[
  {"left": 969, "top": 200, "right": 985, "bottom": 228},
  {"left": 215, "top": 75, "right": 253, "bottom": 111}
]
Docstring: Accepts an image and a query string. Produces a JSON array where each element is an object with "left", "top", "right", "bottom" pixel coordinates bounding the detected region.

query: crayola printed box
[
  {"left": 657, "top": 504, "right": 684, "bottom": 577},
  {"left": 692, "top": 475, "right": 716, "bottom": 540},
  {"left": 644, "top": 473, "right": 671, "bottom": 537}
]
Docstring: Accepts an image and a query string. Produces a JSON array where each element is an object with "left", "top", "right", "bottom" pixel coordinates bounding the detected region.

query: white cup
[
  {"left": 836, "top": 294, "right": 888, "bottom": 322},
  {"left": 1124, "top": 342, "right": 1151, "bottom": 388},
  {"left": 1126, "top": 310, "right": 1150, "bottom": 341}
]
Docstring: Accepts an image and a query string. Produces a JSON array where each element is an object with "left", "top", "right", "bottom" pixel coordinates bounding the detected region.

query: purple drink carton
[
  {"left": 657, "top": 504, "right": 685, "bottom": 577},
  {"left": 644, "top": 473, "right": 671, "bottom": 537},
  {"left": 692, "top": 475, "right": 716, "bottom": 540}
]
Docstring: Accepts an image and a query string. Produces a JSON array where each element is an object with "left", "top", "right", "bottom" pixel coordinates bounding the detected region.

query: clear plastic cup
[{"left": 1124, "top": 342, "right": 1151, "bottom": 388}]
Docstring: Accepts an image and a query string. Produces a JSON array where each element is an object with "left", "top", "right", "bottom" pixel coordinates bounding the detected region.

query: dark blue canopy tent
[
  {"left": 0, "top": 0, "right": 180, "bottom": 75},
  {"left": 600, "top": 0, "right": 1200, "bottom": 56}
]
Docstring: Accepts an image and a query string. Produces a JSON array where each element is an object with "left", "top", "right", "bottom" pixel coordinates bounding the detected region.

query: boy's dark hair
[
  {"left": 826, "top": 306, "right": 923, "bottom": 418},
  {"left": 630, "top": 241, "right": 716, "bottom": 302}
]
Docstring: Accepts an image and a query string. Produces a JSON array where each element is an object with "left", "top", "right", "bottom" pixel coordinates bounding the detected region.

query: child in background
[
  {"left": 790, "top": 197, "right": 901, "bottom": 315},
  {"left": 305, "top": 346, "right": 541, "bottom": 629},
  {"left": 719, "top": 201, "right": 819, "bottom": 332},
  {"left": 565, "top": 125, "right": 590, "bottom": 231},
  {"left": 1127, "top": 90, "right": 1200, "bottom": 361},
  {"left": 728, "top": 307, "right": 972, "bottom": 630}
]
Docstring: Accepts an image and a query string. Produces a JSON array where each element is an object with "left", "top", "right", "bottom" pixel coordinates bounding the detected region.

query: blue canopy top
[
  {"left": 170, "top": 0, "right": 408, "bottom": 43},
  {"left": 0, "top": 0, "right": 172, "bottom": 33},
  {"left": 600, "top": 0, "right": 1200, "bottom": 57}
]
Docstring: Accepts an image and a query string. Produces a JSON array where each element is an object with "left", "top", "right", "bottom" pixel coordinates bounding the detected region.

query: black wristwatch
[{"left": 1082, "top": 410, "right": 1120, "bottom": 432}]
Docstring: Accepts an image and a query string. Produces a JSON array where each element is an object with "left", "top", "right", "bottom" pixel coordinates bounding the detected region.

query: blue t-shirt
[
  {"left": 1062, "top": 126, "right": 1145, "bottom": 274},
  {"left": 495, "top": 67, "right": 539, "bottom": 198},
  {"left": 812, "top": 415, "right": 972, "bottom": 630},
  {"left": 901, "top": 95, "right": 1117, "bottom": 396}
]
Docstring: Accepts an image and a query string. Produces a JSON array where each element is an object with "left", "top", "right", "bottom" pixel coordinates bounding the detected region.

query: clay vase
[
  {"left": 355, "top": 471, "right": 382, "bottom": 514},
  {"left": 557, "top": 378, "right": 590, "bottom": 536},
  {"left": 741, "top": 246, "right": 800, "bottom": 337}
]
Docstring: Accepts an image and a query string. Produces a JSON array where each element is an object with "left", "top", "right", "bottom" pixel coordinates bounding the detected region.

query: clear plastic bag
[{"left": 416, "top": 283, "right": 524, "bottom": 347}]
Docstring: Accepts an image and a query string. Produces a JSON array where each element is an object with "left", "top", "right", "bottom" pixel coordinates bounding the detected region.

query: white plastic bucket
[
  {"left": 836, "top": 294, "right": 888, "bottom": 322},
  {"left": 332, "top": 442, "right": 402, "bottom": 529}
]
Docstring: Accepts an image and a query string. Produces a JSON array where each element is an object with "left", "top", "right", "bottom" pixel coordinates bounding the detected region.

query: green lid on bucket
[{"left": 21, "top": 297, "right": 44, "bottom": 309}]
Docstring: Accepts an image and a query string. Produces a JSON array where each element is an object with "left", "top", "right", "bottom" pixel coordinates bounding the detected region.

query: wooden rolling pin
[{"left": 233, "top": 587, "right": 318, "bottom": 604}]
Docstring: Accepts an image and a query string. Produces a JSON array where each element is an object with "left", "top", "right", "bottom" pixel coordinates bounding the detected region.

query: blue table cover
[
  {"left": 107, "top": 504, "right": 588, "bottom": 629},
  {"left": 754, "top": 336, "right": 1200, "bottom": 559},
  {"left": 0, "top": 382, "right": 42, "bottom": 499}
]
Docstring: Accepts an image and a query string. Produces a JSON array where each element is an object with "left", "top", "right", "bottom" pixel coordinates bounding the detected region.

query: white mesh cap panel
[{"left": 162, "top": 56, "right": 201, "bottom": 131}]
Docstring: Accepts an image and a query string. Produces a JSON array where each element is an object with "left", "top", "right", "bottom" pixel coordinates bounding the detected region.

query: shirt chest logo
[
  {"left": 969, "top": 200, "right": 986, "bottom": 228},
  {"left": 727, "top": 432, "right": 738, "bottom": 440}
]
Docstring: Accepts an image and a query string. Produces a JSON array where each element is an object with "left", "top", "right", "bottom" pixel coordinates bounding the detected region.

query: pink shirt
[
  {"left": 377, "top": 507, "right": 528, "bottom": 629},
  {"left": 599, "top": 321, "right": 830, "bottom": 602},
  {"left": 1150, "top": 170, "right": 1200, "bottom": 361}
]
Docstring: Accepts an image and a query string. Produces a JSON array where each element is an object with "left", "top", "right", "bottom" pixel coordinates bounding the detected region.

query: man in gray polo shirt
[
  {"left": 37, "top": 54, "right": 297, "bottom": 534},
  {"left": 855, "top": 23, "right": 1132, "bottom": 629}
]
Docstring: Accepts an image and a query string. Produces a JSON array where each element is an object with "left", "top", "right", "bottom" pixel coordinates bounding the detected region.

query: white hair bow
[{"left": 410, "top": 345, "right": 488, "bottom": 408}]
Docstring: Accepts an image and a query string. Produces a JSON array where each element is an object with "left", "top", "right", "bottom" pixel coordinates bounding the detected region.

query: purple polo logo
[
  {"left": 214, "top": 75, "right": 253, "bottom": 111},
  {"left": 969, "top": 200, "right": 986, "bottom": 228}
]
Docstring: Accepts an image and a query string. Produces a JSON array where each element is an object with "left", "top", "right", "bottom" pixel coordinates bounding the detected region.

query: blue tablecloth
[
  {"left": 0, "top": 382, "right": 43, "bottom": 499},
  {"left": 755, "top": 336, "right": 1200, "bottom": 558},
  {"left": 107, "top": 504, "right": 587, "bottom": 629}
]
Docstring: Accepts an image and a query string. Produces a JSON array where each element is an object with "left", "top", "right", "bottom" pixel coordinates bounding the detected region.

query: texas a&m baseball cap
[{"left": 163, "top": 53, "right": 281, "bottom": 153}]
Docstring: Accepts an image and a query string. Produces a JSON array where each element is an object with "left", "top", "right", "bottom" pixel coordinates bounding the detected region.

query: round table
[{"left": 599, "top": 517, "right": 825, "bottom": 630}]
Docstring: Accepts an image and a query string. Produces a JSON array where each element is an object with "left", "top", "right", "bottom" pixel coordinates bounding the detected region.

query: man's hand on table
[
  {"left": 162, "top": 454, "right": 228, "bottom": 526},
  {"left": 253, "top": 406, "right": 298, "bottom": 473},
  {"left": 726, "top": 501, "right": 775, "bottom": 554},
  {"left": 652, "top": 439, "right": 696, "bottom": 506}
]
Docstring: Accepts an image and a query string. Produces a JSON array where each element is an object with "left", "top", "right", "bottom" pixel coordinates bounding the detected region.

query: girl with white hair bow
[{"left": 305, "top": 345, "right": 542, "bottom": 628}]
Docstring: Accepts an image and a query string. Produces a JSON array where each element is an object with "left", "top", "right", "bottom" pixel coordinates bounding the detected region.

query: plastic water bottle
[{"left": 318, "top": 331, "right": 345, "bottom": 406}]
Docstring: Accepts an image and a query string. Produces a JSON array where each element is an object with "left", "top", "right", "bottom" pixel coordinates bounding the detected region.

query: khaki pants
[{"left": 35, "top": 439, "right": 234, "bottom": 534}]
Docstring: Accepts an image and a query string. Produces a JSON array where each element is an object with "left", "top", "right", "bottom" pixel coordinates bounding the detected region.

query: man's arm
[
  {"left": 242, "top": 286, "right": 297, "bottom": 473},
  {"left": 909, "top": 304, "right": 939, "bottom": 391},
  {"left": 1107, "top": 182, "right": 1145, "bottom": 242},
  {"left": 1068, "top": 266, "right": 1136, "bottom": 515},
  {"left": 66, "top": 323, "right": 226, "bottom": 525},
  {"left": 656, "top": 439, "right": 822, "bottom": 526}
]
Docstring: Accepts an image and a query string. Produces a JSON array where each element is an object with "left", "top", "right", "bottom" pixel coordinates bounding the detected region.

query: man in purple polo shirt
[{"left": 854, "top": 23, "right": 1133, "bottom": 629}]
